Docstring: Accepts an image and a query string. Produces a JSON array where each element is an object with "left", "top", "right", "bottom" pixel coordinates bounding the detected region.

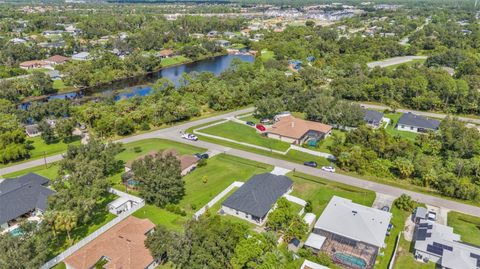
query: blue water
[{"left": 29, "top": 54, "right": 254, "bottom": 106}]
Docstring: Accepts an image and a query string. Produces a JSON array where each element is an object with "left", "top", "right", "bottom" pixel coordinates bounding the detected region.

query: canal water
[{"left": 39, "top": 54, "right": 254, "bottom": 105}]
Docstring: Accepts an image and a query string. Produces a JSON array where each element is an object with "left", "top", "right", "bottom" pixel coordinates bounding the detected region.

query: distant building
[
  {"left": 47, "top": 70, "right": 61, "bottom": 80},
  {"left": 42, "top": 30, "right": 64, "bottom": 36},
  {"left": 45, "top": 55, "right": 70, "bottom": 65},
  {"left": 216, "top": 39, "right": 231, "bottom": 47},
  {"left": 158, "top": 49, "right": 174, "bottom": 59},
  {"left": 396, "top": 112, "right": 440, "bottom": 133},
  {"left": 25, "top": 124, "right": 40, "bottom": 137},
  {"left": 10, "top": 38, "right": 27, "bottom": 44},
  {"left": 71, "top": 52, "right": 90, "bottom": 61},
  {"left": 64, "top": 216, "right": 158, "bottom": 269},
  {"left": 266, "top": 115, "right": 332, "bottom": 145},
  {"left": 19, "top": 60, "right": 49, "bottom": 69},
  {"left": 414, "top": 219, "right": 480, "bottom": 268},
  {"left": 207, "top": 31, "right": 218, "bottom": 38},
  {"left": 221, "top": 173, "right": 293, "bottom": 225},
  {"left": 224, "top": 31, "right": 237, "bottom": 39},
  {"left": 0, "top": 173, "right": 54, "bottom": 230}
]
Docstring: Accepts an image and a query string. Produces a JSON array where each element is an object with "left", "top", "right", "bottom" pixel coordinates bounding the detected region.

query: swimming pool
[
  {"left": 127, "top": 179, "right": 139, "bottom": 187},
  {"left": 9, "top": 227, "right": 23, "bottom": 237},
  {"left": 333, "top": 252, "right": 367, "bottom": 269}
]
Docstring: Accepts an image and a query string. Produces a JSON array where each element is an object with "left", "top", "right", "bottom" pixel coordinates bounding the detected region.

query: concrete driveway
[{"left": 372, "top": 193, "right": 396, "bottom": 211}]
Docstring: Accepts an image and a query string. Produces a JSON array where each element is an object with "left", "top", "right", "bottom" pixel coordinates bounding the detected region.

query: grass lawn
[
  {"left": 161, "top": 56, "right": 191, "bottom": 67},
  {"left": 200, "top": 120, "right": 291, "bottom": 152},
  {"left": 447, "top": 211, "right": 480, "bottom": 246},
  {"left": 375, "top": 204, "right": 411, "bottom": 269},
  {"left": 0, "top": 136, "right": 80, "bottom": 169},
  {"left": 52, "top": 79, "right": 75, "bottom": 92},
  {"left": 133, "top": 153, "right": 273, "bottom": 230},
  {"left": 51, "top": 262, "right": 66, "bottom": 269},
  {"left": 287, "top": 171, "right": 375, "bottom": 217},
  {"left": 239, "top": 114, "right": 259, "bottom": 124},
  {"left": 394, "top": 234, "right": 437, "bottom": 269},
  {"left": 260, "top": 49, "right": 275, "bottom": 61},
  {"left": 384, "top": 113, "right": 419, "bottom": 141}
]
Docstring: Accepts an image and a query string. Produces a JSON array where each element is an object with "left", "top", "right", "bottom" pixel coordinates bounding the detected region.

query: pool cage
[{"left": 317, "top": 230, "right": 378, "bottom": 269}]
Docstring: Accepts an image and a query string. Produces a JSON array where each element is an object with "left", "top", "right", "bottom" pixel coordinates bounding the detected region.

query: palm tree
[{"left": 55, "top": 211, "right": 78, "bottom": 244}]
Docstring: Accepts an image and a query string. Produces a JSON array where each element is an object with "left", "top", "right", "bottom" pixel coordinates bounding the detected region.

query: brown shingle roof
[
  {"left": 19, "top": 60, "right": 48, "bottom": 68},
  {"left": 125, "top": 149, "right": 197, "bottom": 171},
  {"left": 267, "top": 115, "right": 332, "bottom": 139},
  {"left": 158, "top": 49, "right": 174, "bottom": 57},
  {"left": 45, "top": 55, "right": 70, "bottom": 64},
  {"left": 64, "top": 216, "right": 155, "bottom": 269}
]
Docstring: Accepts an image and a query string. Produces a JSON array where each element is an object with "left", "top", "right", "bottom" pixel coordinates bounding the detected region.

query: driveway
[{"left": 372, "top": 193, "right": 396, "bottom": 211}]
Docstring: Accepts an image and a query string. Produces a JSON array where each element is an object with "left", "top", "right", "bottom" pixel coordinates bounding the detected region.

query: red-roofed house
[
  {"left": 64, "top": 216, "right": 157, "bottom": 269},
  {"left": 266, "top": 115, "right": 332, "bottom": 145},
  {"left": 45, "top": 55, "right": 70, "bottom": 65}
]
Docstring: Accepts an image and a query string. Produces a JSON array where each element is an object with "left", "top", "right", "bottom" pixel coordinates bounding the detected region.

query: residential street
[
  {"left": 2, "top": 107, "right": 480, "bottom": 218},
  {"left": 360, "top": 103, "right": 480, "bottom": 124},
  {"left": 366, "top": 55, "right": 427, "bottom": 68}
]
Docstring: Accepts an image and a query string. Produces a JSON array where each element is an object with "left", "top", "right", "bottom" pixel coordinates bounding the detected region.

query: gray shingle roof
[
  {"left": 397, "top": 113, "right": 440, "bottom": 130},
  {"left": 222, "top": 173, "right": 293, "bottom": 218},
  {"left": 364, "top": 109, "right": 384, "bottom": 125},
  {"left": 0, "top": 173, "right": 54, "bottom": 224}
]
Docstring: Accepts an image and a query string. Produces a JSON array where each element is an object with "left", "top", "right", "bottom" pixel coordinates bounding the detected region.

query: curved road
[{"left": 1, "top": 107, "right": 479, "bottom": 217}]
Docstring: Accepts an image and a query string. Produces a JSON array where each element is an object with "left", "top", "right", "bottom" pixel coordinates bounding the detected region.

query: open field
[
  {"left": 161, "top": 55, "right": 191, "bottom": 67},
  {"left": 447, "top": 211, "right": 480, "bottom": 246},
  {"left": 200, "top": 120, "right": 291, "bottom": 151}
]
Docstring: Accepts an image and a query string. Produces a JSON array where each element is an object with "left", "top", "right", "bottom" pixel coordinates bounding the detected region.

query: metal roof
[
  {"left": 314, "top": 196, "right": 392, "bottom": 248},
  {"left": 397, "top": 112, "right": 440, "bottom": 130},
  {"left": 363, "top": 109, "right": 384, "bottom": 125},
  {"left": 222, "top": 173, "right": 293, "bottom": 218}
]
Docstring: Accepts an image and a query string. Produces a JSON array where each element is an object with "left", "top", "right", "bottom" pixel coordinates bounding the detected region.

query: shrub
[
  {"left": 394, "top": 194, "right": 417, "bottom": 211},
  {"left": 133, "top": 146, "right": 142, "bottom": 153},
  {"left": 197, "top": 158, "right": 207, "bottom": 167},
  {"left": 165, "top": 204, "right": 187, "bottom": 216}
]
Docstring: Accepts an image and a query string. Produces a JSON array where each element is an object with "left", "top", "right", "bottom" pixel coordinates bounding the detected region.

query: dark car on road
[
  {"left": 303, "top": 161, "right": 318, "bottom": 168},
  {"left": 246, "top": 121, "right": 255, "bottom": 126},
  {"left": 195, "top": 153, "right": 209, "bottom": 159}
]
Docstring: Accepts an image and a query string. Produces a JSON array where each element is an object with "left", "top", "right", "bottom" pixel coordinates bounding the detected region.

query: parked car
[
  {"left": 427, "top": 211, "right": 437, "bottom": 221},
  {"left": 303, "top": 161, "right": 318, "bottom": 168},
  {"left": 387, "top": 223, "right": 393, "bottom": 231},
  {"left": 321, "top": 166, "right": 335, "bottom": 172},
  {"left": 382, "top": 206, "right": 390, "bottom": 212},
  {"left": 194, "top": 153, "right": 209, "bottom": 159},
  {"left": 260, "top": 118, "right": 270, "bottom": 124},
  {"left": 181, "top": 133, "right": 198, "bottom": 141},
  {"left": 256, "top": 124, "right": 266, "bottom": 132},
  {"left": 246, "top": 121, "right": 255, "bottom": 126}
]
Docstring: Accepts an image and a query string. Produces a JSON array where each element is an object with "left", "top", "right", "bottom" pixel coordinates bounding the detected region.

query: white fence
[
  {"left": 290, "top": 145, "right": 336, "bottom": 160},
  {"left": 388, "top": 231, "right": 402, "bottom": 269},
  {"left": 193, "top": 181, "right": 244, "bottom": 220},
  {"left": 41, "top": 194, "right": 145, "bottom": 269}
]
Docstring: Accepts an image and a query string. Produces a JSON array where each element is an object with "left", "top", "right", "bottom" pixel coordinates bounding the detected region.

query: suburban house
[
  {"left": 19, "top": 60, "right": 49, "bottom": 69},
  {"left": 45, "top": 55, "right": 70, "bottom": 65},
  {"left": 64, "top": 216, "right": 158, "bottom": 269},
  {"left": 0, "top": 173, "right": 55, "bottom": 231},
  {"left": 216, "top": 39, "right": 231, "bottom": 47},
  {"left": 221, "top": 173, "right": 293, "bottom": 225},
  {"left": 107, "top": 189, "right": 144, "bottom": 215},
  {"left": 305, "top": 196, "right": 392, "bottom": 269},
  {"left": 25, "top": 124, "right": 40, "bottom": 137},
  {"left": 71, "top": 52, "right": 90, "bottom": 61},
  {"left": 125, "top": 149, "right": 199, "bottom": 176},
  {"left": 158, "top": 49, "right": 174, "bottom": 58},
  {"left": 363, "top": 109, "right": 385, "bottom": 128},
  {"left": 396, "top": 112, "right": 440, "bottom": 133},
  {"left": 414, "top": 219, "right": 480, "bottom": 268},
  {"left": 207, "top": 30, "right": 218, "bottom": 37},
  {"left": 266, "top": 115, "right": 332, "bottom": 145}
]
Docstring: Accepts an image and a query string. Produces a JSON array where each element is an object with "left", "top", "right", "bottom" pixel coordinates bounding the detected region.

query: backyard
[
  {"left": 394, "top": 235, "right": 437, "bottom": 269},
  {"left": 199, "top": 120, "right": 291, "bottom": 151}
]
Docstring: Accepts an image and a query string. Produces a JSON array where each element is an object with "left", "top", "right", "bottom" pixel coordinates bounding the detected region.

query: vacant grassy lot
[
  {"left": 161, "top": 55, "right": 190, "bottom": 67},
  {"left": 447, "top": 211, "right": 480, "bottom": 246},
  {"left": 200, "top": 120, "right": 291, "bottom": 151},
  {"left": 288, "top": 172, "right": 375, "bottom": 217},
  {"left": 384, "top": 113, "right": 419, "bottom": 141},
  {"left": 260, "top": 49, "right": 275, "bottom": 61},
  {"left": 133, "top": 153, "right": 273, "bottom": 230}
]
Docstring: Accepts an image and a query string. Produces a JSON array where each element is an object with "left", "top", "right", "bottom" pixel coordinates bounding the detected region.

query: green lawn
[
  {"left": 260, "top": 49, "right": 275, "bottom": 61},
  {"left": 304, "top": 130, "right": 345, "bottom": 154},
  {"left": 3, "top": 163, "right": 59, "bottom": 179},
  {"left": 200, "top": 120, "right": 291, "bottom": 151},
  {"left": 447, "top": 211, "right": 480, "bottom": 246},
  {"left": 133, "top": 153, "right": 273, "bottom": 230},
  {"left": 161, "top": 56, "right": 190, "bottom": 67},
  {"left": 288, "top": 171, "right": 375, "bottom": 217},
  {"left": 384, "top": 113, "right": 419, "bottom": 141},
  {"left": 394, "top": 234, "right": 437, "bottom": 269},
  {"left": 375, "top": 204, "right": 411, "bottom": 269},
  {"left": 0, "top": 136, "right": 80, "bottom": 169},
  {"left": 239, "top": 114, "right": 259, "bottom": 124},
  {"left": 52, "top": 79, "right": 75, "bottom": 92}
]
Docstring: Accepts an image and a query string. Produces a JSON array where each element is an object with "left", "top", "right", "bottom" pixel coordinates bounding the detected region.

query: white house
[
  {"left": 71, "top": 52, "right": 90, "bottom": 61},
  {"left": 396, "top": 112, "right": 440, "bottom": 133}
]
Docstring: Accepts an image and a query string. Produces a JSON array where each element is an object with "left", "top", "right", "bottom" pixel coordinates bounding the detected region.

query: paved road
[
  {"left": 360, "top": 103, "right": 480, "bottom": 124},
  {"left": 367, "top": 56, "right": 427, "bottom": 68},
  {"left": 0, "top": 107, "right": 254, "bottom": 176},
  {"left": 2, "top": 106, "right": 480, "bottom": 217}
]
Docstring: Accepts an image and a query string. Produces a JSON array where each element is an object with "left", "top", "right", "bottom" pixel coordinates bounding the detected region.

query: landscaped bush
[{"left": 165, "top": 204, "right": 187, "bottom": 216}]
